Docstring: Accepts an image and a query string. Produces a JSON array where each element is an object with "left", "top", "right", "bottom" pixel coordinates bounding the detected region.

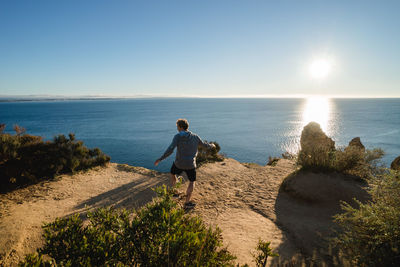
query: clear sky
[{"left": 1, "top": 0, "right": 399, "bottom": 97}]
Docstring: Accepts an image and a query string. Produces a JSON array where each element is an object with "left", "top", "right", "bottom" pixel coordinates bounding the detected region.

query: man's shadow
[{"left": 72, "top": 165, "right": 171, "bottom": 217}]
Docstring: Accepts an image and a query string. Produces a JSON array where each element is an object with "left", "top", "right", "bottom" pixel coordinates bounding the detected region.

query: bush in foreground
[
  {"left": 20, "top": 186, "right": 236, "bottom": 266},
  {"left": 20, "top": 186, "right": 278, "bottom": 266},
  {"left": 0, "top": 124, "right": 110, "bottom": 190},
  {"left": 333, "top": 170, "right": 400, "bottom": 266}
]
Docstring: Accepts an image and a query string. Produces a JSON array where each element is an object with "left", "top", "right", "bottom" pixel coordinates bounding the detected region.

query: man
[{"left": 154, "top": 118, "right": 215, "bottom": 208}]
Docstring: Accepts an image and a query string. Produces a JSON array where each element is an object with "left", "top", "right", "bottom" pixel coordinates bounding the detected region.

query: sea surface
[{"left": 1, "top": 98, "right": 399, "bottom": 172}]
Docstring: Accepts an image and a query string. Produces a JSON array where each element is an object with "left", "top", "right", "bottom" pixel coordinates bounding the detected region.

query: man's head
[{"left": 176, "top": 118, "right": 189, "bottom": 131}]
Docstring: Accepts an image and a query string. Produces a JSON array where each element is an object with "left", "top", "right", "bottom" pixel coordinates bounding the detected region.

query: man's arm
[
  {"left": 197, "top": 135, "right": 216, "bottom": 150},
  {"left": 154, "top": 135, "right": 178, "bottom": 166}
]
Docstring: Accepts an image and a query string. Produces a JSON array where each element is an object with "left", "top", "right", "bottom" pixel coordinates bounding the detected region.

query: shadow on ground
[
  {"left": 270, "top": 171, "right": 370, "bottom": 267},
  {"left": 73, "top": 168, "right": 170, "bottom": 216}
]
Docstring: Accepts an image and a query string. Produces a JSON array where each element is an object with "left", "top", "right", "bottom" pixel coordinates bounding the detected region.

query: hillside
[{"left": 0, "top": 158, "right": 369, "bottom": 266}]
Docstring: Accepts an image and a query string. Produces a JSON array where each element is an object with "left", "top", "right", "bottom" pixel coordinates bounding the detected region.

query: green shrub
[
  {"left": 253, "top": 240, "right": 279, "bottom": 267},
  {"left": 297, "top": 145, "right": 384, "bottom": 179},
  {"left": 20, "top": 185, "right": 237, "bottom": 266},
  {"left": 298, "top": 144, "right": 335, "bottom": 171},
  {"left": 18, "top": 254, "right": 54, "bottom": 267},
  {"left": 196, "top": 141, "right": 224, "bottom": 167},
  {"left": 333, "top": 170, "right": 400, "bottom": 266},
  {"left": 0, "top": 124, "right": 110, "bottom": 191},
  {"left": 332, "top": 147, "right": 384, "bottom": 179}
]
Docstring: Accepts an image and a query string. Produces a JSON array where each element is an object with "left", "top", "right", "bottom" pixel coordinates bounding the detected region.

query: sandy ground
[{"left": 0, "top": 158, "right": 368, "bottom": 266}]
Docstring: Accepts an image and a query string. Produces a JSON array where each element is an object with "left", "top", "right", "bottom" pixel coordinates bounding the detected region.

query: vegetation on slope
[
  {"left": 297, "top": 122, "right": 384, "bottom": 179},
  {"left": 333, "top": 170, "right": 400, "bottom": 266},
  {"left": 19, "top": 186, "right": 277, "bottom": 266},
  {"left": 298, "top": 145, "right": 384, "bottom": 179},
  {"left": 295, "top": 122, "right": 399, "bottom": 265},
  {"left": 0, "top": 124, "right": 110, "bottom": 192}
]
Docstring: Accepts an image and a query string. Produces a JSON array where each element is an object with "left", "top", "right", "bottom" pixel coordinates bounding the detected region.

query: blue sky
[{"left": 1, "top": 0, "right": 399, "bottom": 97}]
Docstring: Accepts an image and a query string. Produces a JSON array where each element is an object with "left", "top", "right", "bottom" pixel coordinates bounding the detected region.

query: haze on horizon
[{"left": 1, "top": 0, "right": 399, "bottom": 98}]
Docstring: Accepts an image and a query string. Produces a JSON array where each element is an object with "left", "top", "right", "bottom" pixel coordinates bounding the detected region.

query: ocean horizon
[{"left": 1, "top": 98, "right": 399, "bottom": 172}]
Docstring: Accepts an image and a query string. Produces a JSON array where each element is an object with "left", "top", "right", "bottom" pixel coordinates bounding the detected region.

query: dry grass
[{"left": 297, "top": 145, "right": 384, "bottom": 179}]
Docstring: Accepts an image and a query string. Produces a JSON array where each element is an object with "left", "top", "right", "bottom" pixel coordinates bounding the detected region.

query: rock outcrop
[
  {"left": 347, "top": 137, "right": 365, "bottom": 152},
  {"left": 391, "top": 156, "right": 400, "bottom": 171},
  {"left": 300, "top": 122, "right": 335, "bottom": 151},
  {"left": 298, "top": 122, "right": 335, "bottom": 169}
]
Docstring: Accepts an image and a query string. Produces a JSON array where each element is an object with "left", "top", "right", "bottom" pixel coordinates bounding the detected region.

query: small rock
[
  {"left": 267, "top": 157, "right": 280, "bottom": 166},
  {"left": 347, "top": 137, "right": 365, "bottom": 152},
  {"left": 391, "top": 156, "right": 400, "bottom": 171},
  {"left": 282, "top": 152, "right": 295, "bottom": 159}
]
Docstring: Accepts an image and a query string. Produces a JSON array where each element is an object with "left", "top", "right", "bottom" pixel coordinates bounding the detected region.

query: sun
[{"left": 309, "top": 59, "right": 332, "bottom": 79}]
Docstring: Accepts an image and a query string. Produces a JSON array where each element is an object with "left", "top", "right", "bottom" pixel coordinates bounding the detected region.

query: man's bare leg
[
  {"left": 170, "top": 173, "right": 177, "bottom": 187},
  {"left": 185, "top": 181, "right": 195, "bottom": 203}
]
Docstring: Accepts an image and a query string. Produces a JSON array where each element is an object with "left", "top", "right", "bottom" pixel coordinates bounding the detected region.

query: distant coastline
[
  {"left": 0, "top": 95, "right": 176, "bottom": 102},
  {"left": 0, "top": 97, "right": 126, "bottom": 103},
  {"left": 1, "top": 95, "right": 400, "bottom": 103}
]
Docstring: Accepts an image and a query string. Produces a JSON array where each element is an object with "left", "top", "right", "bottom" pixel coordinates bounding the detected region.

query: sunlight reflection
[
  {"left": 280, "top": 97, "right": 334, "bottom": 156},
  {"left": 302, "top": 96, "right": 331, "bottom": 133}
]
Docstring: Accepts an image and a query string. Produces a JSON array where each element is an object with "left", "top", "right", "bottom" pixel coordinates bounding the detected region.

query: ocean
[{"left": 1, "top": 98, "right": 399, "bottom": 172}]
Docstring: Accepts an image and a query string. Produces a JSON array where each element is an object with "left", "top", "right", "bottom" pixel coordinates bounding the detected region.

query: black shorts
[{"left": 170, "top": 162, "right": 196, "bottom": 182}]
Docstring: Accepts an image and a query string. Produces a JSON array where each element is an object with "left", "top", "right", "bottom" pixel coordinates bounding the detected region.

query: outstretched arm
[
  {"left": 198, "top": 136, "right": 216, "bottom": 150},
  {"left": 154, "top": 135, "right": 178, "bottom": 166}
]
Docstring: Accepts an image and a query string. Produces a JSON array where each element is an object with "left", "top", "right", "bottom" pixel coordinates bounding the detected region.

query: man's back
[
  {"left": 157, "top": 130, "right": 212, "bottom": 170},
  {"left": 175, "top": 131, "right": 202, "bottom": 169}
]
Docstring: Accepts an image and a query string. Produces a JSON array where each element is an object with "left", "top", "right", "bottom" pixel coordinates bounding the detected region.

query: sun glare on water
[
  {"left": 302, "top": 96, "right": 331, "bottom": 133},
  {"left": 280, "top": 96, "right": 333, "bottom": 155}
]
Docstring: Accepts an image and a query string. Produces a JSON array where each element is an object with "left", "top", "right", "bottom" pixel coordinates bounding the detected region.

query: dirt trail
[
  {"left": 0, "top": 158, "right": 311, "bottom": 266},
  {"left": 191, "top": 159, "right": 302, "bottom": 265},
  {"left": 0, "top": 164, "right": 168, "bottom": 266}
]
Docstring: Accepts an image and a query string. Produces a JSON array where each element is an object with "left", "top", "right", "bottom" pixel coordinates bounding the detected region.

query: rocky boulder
[
  {"left": 346, "top": 137, "right": 365, "bottom": 152},
  {"left": 298, "top": 122, "right": 335, "bottom": 169},
  {"left": 391, "top": 156, "right": 400, "bottom": 171},
  {"left": 300, "top": 122, "right": 335, "bottom": 152}
]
